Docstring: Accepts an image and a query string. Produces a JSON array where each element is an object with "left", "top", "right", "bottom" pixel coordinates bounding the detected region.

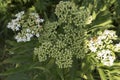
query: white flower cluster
[
  {"left": 7, "top": 11, "right": 44, "bottom": 42},
  {"left": 87, "top": 30, "right": 120, "bottom": 66},
  {"left": 7, "top": 11, "right": 24, "bottom": 31},
  {"left": 97, "top": 49, "right": 115, "bottom": 66},
  {"left": 15, "top": 29, "right": 34, "bottom": 42}
]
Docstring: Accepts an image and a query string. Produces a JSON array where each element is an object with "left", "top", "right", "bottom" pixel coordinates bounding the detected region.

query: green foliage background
[{"left": 0, "top": 0, "right": 120, "bottom": 80}]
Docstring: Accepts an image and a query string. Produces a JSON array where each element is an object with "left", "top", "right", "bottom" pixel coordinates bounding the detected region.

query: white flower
[
  {"left": 101, "top": 56, "right": 115, "bottom": 66},
  {"left": 22, "top": 36, "right": 27, "bottom": 42},
  {"left": 26, "top": 29, "right": 31, "bottom": 32},
  {"left": 103, "top": 30, "right": 117, "bottom": 39},
  {"left": 26, "top": 37, "right": 31, "bottom": 41},
  {"left": 15, "top": 35, "right": 22, "bottom": 42},
  {"left": 39, "top": 19, "right": 44, "bottom": 23},
  {"left": 88, "top": 38, "right": 102, "bottom": 52},
  {"left": 15, "top": 33, "right": 33, "bottom": 42},
  {"left": 96, "top": 38, "right": 103, "bottom": 45},
  {"left": 32, "top": 31, "right": 34, "bottom": 34},
  {"left": 88, "top": 39, "right": 96, "bottom": 52},
  {"left": 7, "top": 20, "right": 15, "bottom": 29},
  {"left": 7, "top": 14, "right": 21, "bottom": 31},
  {"left": 97, "top": 49, "right": 111, "bottom": 59},
  {"left": 116, "top": 43, "right": 120, "bottom": 48},
  {"left": 114, "top": 43, "right": 120, "bottom": 51},
  {"left": 89, "top": 46, "right": 97, "bottom": 52},
  {"left": 36, "top": 18, "right": 44, "bottom": 23},
  {"left": 97, "top": 49, "right": 115, "bottom": 66},
  {"left": 36, "top": 33, "right": 40, "bottom": 37},
  {"left": 103, "top": 30, "right": 110, "bottom": 35},
  {"left": 15, "top": 11, "right": 24, "bottom": 19},
  {"left": 26, "top": 33, "right": 33, "bottom": 38}
]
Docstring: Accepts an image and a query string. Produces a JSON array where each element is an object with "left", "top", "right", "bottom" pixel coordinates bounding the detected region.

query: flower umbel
[
  {"left": 87, "top": 30, "right": 118, "bottom": 66},
  {"left": 7, "top": 11, "right": 44, "bottom": 42}
]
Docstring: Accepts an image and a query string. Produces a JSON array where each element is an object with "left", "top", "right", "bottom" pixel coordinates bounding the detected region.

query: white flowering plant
[
  {"left": 7, "top": 11, "right": 44, "bottom": 42},
  {"left": 1, "top": 0, "right": 120, "bottom": 80},
  {"left": 86, "top": 30, "right": 120, "bottom": 66}
]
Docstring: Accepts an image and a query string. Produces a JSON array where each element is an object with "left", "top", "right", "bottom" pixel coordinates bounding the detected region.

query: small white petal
[
  {"left": 39, "top": 19, "right": 44, "bottom": 22},
  {"left": 26, "top": 29, "right": 31, "bottom": 32},
  {"left": 36, "top": 33, "right": 40, "bottom": 37}
]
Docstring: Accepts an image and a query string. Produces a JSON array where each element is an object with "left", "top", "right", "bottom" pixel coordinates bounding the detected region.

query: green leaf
[
  {"left": 97, "top": 68, "right": 107, "bottom": 80},
  {"left": 113, "top": 76, "right": 120, "bottom": 80},
  {"left": 31, "top": 66, "right": 50, "bottom": 74},
  {"left": 57, "top": 68, "right": 64, "bottom": 80},
  {"left": 0, "top": 65, "right": 31, "bottom": 76},
  {"left": 2, "top": 54, "right": 32, "bottom": 64},
  {"left": 6, "top": 73, "right": 31, "bottom": 80}
]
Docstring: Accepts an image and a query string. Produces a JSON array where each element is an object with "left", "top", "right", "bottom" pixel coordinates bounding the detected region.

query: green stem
[{"left": 86, "top": 73, "right": 94, "bottom": 80}]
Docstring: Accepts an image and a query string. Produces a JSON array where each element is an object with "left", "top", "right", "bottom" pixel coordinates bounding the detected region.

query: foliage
[{"left": 0, "top": 0, "right": 120, "bottom": 80}]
